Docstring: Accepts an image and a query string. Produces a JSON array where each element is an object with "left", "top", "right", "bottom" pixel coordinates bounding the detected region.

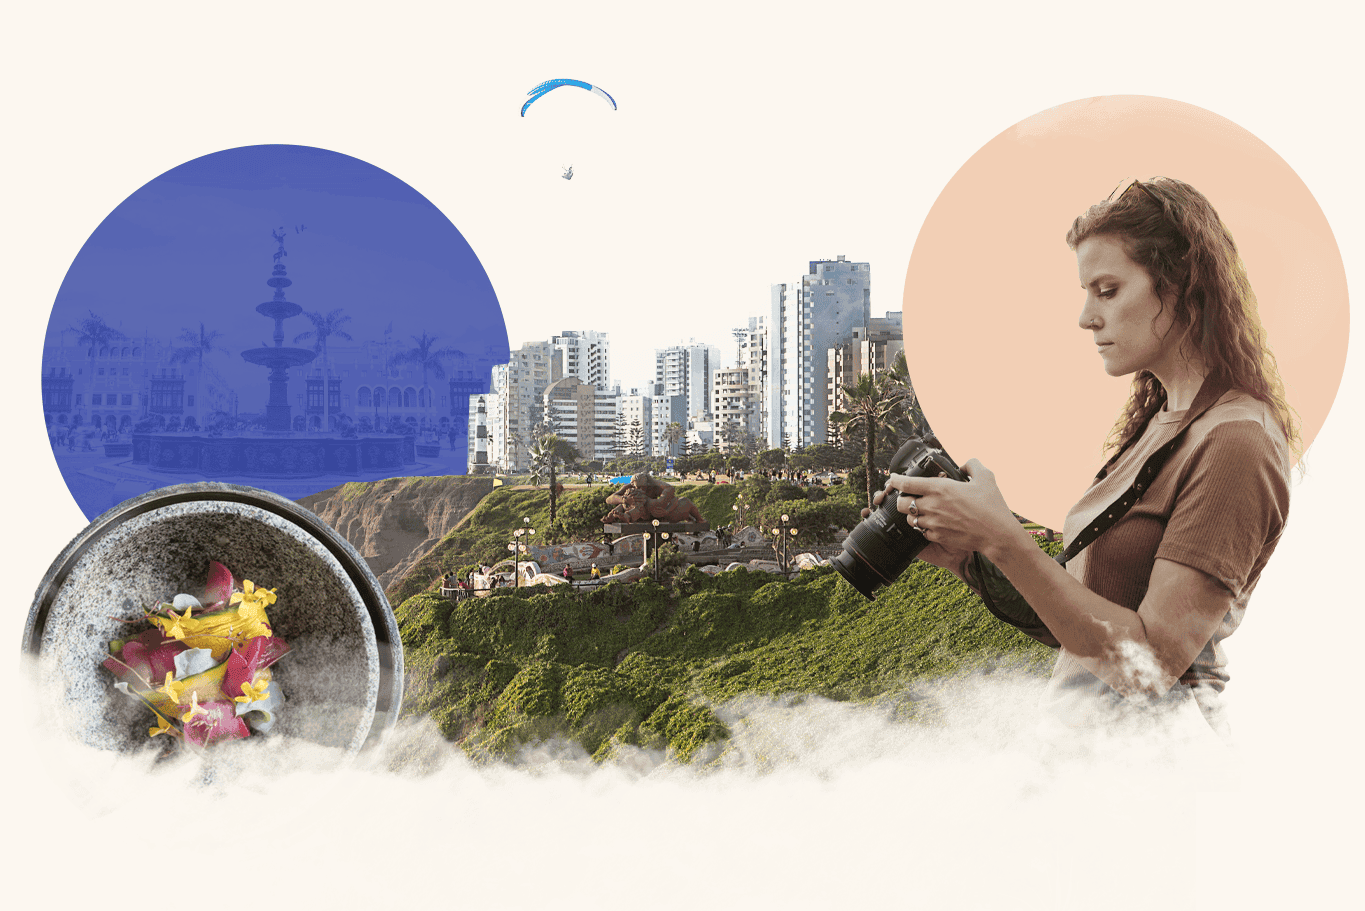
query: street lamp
[
  {"left": 773, "top": 513, "right": 798, "bottom": 576},
  {"left": 651, "top": 518, "right": 662, "bottom": 582},
  {"left": 511, "top": 516, "right": 535, "bottom": 588}
]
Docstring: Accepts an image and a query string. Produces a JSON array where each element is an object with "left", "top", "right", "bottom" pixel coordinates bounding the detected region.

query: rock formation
[{"left": 296, "top": 476, "right": 495, "bottom": 592}]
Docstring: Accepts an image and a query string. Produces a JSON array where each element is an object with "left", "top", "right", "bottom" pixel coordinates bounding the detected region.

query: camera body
[{"left": 833, "top": 436, "right": 966, "bottom": 600}]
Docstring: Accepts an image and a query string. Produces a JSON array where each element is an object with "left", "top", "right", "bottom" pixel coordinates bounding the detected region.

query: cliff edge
[{"left": 296, "top": 476, "right": 495, "bottom": 594}]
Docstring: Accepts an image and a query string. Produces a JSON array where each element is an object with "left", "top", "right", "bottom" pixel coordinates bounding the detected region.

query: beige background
[
  {"left": 3, "top": 3, "right": 1362, "bottom": 909},
  {"left": 903, "top": 95, "right": 1348, "bottom": 530}
]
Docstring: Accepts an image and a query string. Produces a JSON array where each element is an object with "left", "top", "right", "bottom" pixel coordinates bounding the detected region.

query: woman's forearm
[{"left": 982, "top": 535, "right": 1160, "bottom": 694}]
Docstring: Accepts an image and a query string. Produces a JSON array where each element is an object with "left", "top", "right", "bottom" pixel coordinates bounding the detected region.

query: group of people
[
  {"left": 443, "top": 560, "right": 607, "bottom": 597},
  {"left": 48, "top": 423, "right": 121, "bottom": 451}
]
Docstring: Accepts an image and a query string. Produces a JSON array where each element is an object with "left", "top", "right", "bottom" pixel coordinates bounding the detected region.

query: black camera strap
[
  {"left": 970, "top": 374, "right": 1232, "bottom": 647},
  {"left": 1056, "top": 373, "right": 1231, "bottom": 566}
]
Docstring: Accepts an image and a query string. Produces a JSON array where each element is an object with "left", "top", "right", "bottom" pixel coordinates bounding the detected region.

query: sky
[{"left": 4, "top": 2, "right": 1362, "bottom": 907}]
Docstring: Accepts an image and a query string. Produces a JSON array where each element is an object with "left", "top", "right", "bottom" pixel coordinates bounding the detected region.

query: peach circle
[{"left": 901, "top": 95, "right": 1349, "bottom": 531}]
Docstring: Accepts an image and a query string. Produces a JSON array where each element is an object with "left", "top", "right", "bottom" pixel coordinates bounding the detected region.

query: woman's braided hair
[{"left": 1066, "top": 177, "right": 1300, "bottom": 460}]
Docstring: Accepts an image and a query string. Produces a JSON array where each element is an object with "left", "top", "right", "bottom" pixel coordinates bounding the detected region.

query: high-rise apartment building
[
  {"left": 721, "top": 316, "right": 770, "bottom": 451},
  {"left": 544, "top": 375, "right": 618, "bottom": 464},
  {"left": 487, "top": 340, "right": 562, "bottom": 471},
  {"left": 767, "top": 256, "right": 873, "bottom": 449},
  {"left": 651, "top": 394, "right": 688, "bottom": 460},
  {"left": 617, "top": 388, "right": 652, "bottom": 457},
  {"left": 552, "top": 330, "right": 612, "bottom": 393},
  {"left": 826, "top": 312, "right": 905, "bottom": 421},
  {"left": 654, "top": 340, "right": 716, "bottom": 423},
  {"left": 711, "top": 365, "right": 755, "bottom": 453}
]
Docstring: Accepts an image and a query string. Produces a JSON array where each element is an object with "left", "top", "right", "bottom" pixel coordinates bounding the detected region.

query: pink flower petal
[
  {"left": 183, "top": 700, "right": 250, "bottom": 747},
  {"left": 203, "top": 560, "right": 235, "bottom": 609},
  {"left": 223, "top": 635, "right": 291, "bottom": 698},
  {"left": 104, "top": 628, "right": 187, "bottom": 687}
]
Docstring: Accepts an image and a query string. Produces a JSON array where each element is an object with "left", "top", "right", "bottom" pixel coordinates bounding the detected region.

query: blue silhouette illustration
[{"left": 41, "top": 144, "right": 510, "bottom": 521}]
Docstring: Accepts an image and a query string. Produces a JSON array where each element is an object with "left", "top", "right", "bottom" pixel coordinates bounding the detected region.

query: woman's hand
[
  {"left": 881, "top": 459, "right": 1033, "bottom": 563},
  {"left": 861, "top": 486, "right": 970, "bottom": 574}
]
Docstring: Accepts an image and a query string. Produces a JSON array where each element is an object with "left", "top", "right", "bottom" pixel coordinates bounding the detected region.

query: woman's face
[{"left": 1075, "top": 235, "right": 1180, "bottom": 380}]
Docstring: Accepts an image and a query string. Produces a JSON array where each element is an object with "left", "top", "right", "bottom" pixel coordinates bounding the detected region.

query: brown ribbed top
[{"left": 1045, "top": 391, "right": 1291, "bottom": 716}]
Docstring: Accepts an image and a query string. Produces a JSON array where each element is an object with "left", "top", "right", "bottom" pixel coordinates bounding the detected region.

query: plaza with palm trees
[{"left": 42, "top": 300, "right": 496, "bottom": 518}]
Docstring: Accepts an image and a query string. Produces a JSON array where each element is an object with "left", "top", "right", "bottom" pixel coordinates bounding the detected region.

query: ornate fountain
[
  {"left": 240, "top": 229, "right": 317, "bottom": 432},
  {"left": 134, "top": 230, "right": 406, "bottom": 480}
]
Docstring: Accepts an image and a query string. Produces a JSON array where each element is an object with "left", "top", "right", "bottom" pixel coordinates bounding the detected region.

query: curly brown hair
[{"left": 1066, "top": 177, "right": 1300, "bottom": 460}]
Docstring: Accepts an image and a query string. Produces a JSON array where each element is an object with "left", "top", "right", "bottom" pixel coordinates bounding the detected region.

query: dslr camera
[{"left": 833, "top": 435, "right": 966, "bottom": 599}]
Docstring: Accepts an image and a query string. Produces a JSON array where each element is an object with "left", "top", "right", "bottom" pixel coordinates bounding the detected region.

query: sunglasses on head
[{"left": 1108, "top": 177, "right": 1165, "bottom": 209}]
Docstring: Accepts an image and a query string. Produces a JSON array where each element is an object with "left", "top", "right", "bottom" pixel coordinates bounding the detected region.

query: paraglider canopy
[{"left": 521, "top": 78, "right": 617, "bottom": 117}]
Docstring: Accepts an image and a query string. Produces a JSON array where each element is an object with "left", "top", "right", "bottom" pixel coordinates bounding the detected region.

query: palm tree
[
  {"left": 530, "top": 433, "right": 580, "bottom": 528},
  {"left": 664, "top": 421, "right": 684, "bottom": 458},
  {"left": 169, "top": 322, "right": 228, "bottom": 423},
  {"left": 829, "top": 368, "right": 909, "bottom": 508},
  {"left": 69, "top": 311, "right": 126, "bottom": 423},
  {"left": 293, "top": 308, "right": 353, "bottom": 432},
  {"left": 883, "top": 350, "right": 931, "bottom": 442},
  {"left": 388, "top": 331, "right": 462, "bottom": 434}
]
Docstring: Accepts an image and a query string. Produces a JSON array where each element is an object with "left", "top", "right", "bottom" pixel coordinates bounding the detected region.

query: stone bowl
[{"left": 23, "top": 482, "right": 403, "bottom": 757}]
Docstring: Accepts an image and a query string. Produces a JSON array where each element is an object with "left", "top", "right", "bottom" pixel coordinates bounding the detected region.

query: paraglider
[
  {"left": 561, "top": 165, "right": 573, "bottom": 180},
  {"left": 521, "top": 78, "right": 617, "bottom": 117}
]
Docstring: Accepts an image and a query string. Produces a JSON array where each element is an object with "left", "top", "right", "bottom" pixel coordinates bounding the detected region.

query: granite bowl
[{"left": 23, "top": 482, "right": 403, "bottom": 756}]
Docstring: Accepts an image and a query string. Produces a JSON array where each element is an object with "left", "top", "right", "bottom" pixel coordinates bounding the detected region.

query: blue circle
[{"left": 41, "top": 144, "right": 509, "bottom": 520}]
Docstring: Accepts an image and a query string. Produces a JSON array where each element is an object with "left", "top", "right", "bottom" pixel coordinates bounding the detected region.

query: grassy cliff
[
  {"left": 385, "top": 477, "right": 864, "bottom": 604},
  {"left": 394, "top": 557, "right": 1057, "bottom": 764}
]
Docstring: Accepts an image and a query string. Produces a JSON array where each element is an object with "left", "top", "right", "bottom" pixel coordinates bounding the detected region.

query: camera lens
[
  {"left": 832, "top": 435, "right": 962, "bottom": 600},
  {"left": 833, "top": 489, "right": 931, "bottom": 599}
]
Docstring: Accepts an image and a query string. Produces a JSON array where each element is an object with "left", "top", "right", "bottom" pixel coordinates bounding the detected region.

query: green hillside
[
  {"left": 385, "top": 476, "right": 865, "bottom": 603},
  {"left": 393, "top": 532, "right": 1059, "bottom": 764}
]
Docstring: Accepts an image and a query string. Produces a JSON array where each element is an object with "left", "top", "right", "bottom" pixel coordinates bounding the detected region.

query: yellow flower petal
[
  {"left": 235, "top": 679, "right": 269, "bottom": 704},
  {"left": 180, "top": 691, "right": 206, "bottom": 723},
  {"left": 153, "top": 606, "right": 194, "bottom": 641},
  {"left": 149, "top": 715, "right": 174, "bottom": 738},
  {"left": 160, "top": 672, "right": 186, "bottom": 705}
]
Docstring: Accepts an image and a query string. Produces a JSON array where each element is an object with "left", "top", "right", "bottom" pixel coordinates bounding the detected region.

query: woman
[{"left": 883, "top": 177, "right": 1296, "bottom": 733}]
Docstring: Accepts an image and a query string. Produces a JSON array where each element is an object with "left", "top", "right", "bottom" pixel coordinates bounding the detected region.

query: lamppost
[
  {"left": 730, "top": 493, "right": 746, "bottom": 545},
  {"left": 773, "top": 513, "right": 798, "bottom": 576},
  {"left": 510, "top": 516, "right": 535, "bottom": 588},
  {"left": 651, "top": 518, "right": 661, "bottom": 582}
]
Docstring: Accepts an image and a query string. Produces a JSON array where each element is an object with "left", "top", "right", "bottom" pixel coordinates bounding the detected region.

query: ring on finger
[{"left": 907, "top": 497, "right": 918, "bottom": 516}]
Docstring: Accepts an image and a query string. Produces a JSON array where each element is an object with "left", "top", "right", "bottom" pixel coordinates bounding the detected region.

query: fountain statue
[
  {"left": 240, "top": 229, "right": 318, "bottom": 432},
  {"left": 134, "top": 230, "right": 405, "bottom": 480}
]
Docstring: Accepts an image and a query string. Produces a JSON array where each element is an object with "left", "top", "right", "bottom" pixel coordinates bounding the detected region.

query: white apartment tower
[
  {"left": 544, "top": 375, "right": 618, "bottom": 464},
  {"left": 711, "top": 365, "right": 754, "bottom": 453},
  {"left": 488, "top": 340, "right": 562, "bottom": 471},
  {"left": 769, "top": 256, "right": 872, "bottom": 449},
  {"left": 552, "top": 330, "right": 612, "bottom": 393},
  {"left": 617, "top": 388, "right": 653, "bottom": 457},
  {"left": 651, "top": 394, "right": 688, "bottom": 460},
  {"left": 654, "top": 340, "right": 715, "bottom": 423}
]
